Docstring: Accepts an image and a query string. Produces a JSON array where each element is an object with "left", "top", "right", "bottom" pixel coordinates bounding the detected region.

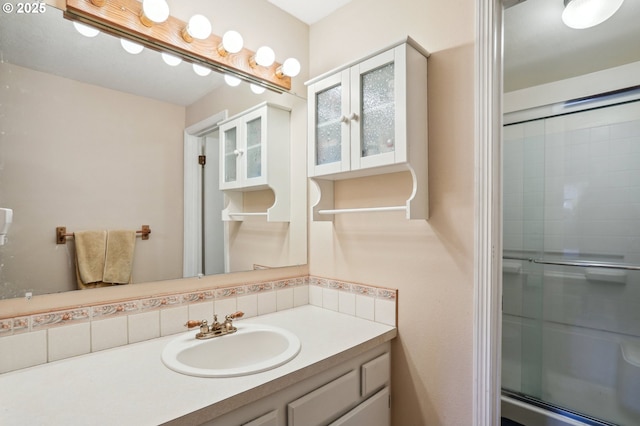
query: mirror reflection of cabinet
[
  {"left": 306, "top": 38, "right": 429, "bottom": 221},
  {"left": 219, "top": 102, "right": 291, "bottom": 222}
]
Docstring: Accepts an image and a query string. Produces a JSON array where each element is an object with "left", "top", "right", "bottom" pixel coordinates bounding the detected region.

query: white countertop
[{"left": 0, "top": 306, "right": 396, "bottom": 426}]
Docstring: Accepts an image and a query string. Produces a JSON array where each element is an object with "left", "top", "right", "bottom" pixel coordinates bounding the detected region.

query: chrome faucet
[{"left": 185, "top": 311, "right": 244, "bottom": 340}]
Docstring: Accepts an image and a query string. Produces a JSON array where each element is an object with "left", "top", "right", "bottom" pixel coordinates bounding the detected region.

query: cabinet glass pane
[
  {"left": 315, "top": 84, "right": 342, "bottom": 166},
  {"left": 224, "top": 127, "right": 237, "bottom": 183},
  {"left": 246, "top": 117, "right": 262, "bottom": 179},
  {"left": 360, "top": 63, "right": 395, "bottom": 158}
]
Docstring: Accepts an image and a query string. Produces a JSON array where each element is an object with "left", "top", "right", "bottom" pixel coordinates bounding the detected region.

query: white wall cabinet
[
  {"left": 218, "top": 102, "right": 291, "bottom": 222},
  {"left": 203, "top": 343, "right": 391, "bottom": 426},
  {"left": 306, "top": 38, "right": 429, "bottom": 221}
]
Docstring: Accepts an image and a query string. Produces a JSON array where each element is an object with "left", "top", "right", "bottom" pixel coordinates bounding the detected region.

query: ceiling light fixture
[
  {"left": 250, "top": 46, "right": 275, "bottom": 68},
  {"left": 181, "top": 14, "right": 212, "bottom": 43},
  {"left": 562, "top": 0, "right": 625, "bottom": 29},
  {"left": 120, "top": 38, "right": 144, "bottom": 54},
  {"left": 217, "top": 30, "right": 244, "bottom": 56},
  {"left": 73, "top": 21, "right": 100, "bottom": 37},
  {"left": 140, "top": 0, "right": 170, "bottom": 27},
  {"left": 276, "top": 58, "right": 301, "bottom": 78}
]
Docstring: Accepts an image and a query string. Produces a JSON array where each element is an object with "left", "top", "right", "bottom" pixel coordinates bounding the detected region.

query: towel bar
[{"left": 56, "top": 225, "right": 151, "bottom": 244}]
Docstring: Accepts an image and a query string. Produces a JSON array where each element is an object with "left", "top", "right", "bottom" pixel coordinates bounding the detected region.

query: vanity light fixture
[
  {"left": 73, "top": 21, "right": 100, "bottom": 37},
  {"left": 120, "top": 38, "right": 144, "bottom": 54},
  {"left": 181, "top": 14, "right": 212, "bottom": 43},
  {"left": 65, "top": 0, "right": 299, "bottom": 92},
  {"left": 276, "top": 58, "right": 301, "bottom": 78},
  {"left": 161, "top": 52, "right": 182, "bottom": 66},
  {"left": 250, "top": 46, "right": 275, "bottom": 68},
  {"left": 250, "top": 84, "right": 267, "bottom": 94},
  {"left": 217, "top": 30, "right": 244, "bottom": 56},
  {"left": 562, "top": 0, "right": 625, "bottom": 29},
  {"left": 140, "top": 0, "right": 170, "bottom": 27},
  {"left": 224, "top": 74, "right": 242, "bottom": 87},
  {"left": 192, "top": 63, "right": 212, "bottom": 76}
]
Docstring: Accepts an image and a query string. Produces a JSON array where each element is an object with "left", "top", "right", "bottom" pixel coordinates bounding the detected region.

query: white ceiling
[
  {"left": 504, "top": 0, "right": 640, "bottom": 92},
  {"left": 0, "top": 1, "right": 638, "bottom": 105},
  {"left": 267, "top": 0, "right": 352, "bottom": 25}
]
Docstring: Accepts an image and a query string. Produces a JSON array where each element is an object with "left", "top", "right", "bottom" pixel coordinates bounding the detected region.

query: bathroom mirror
[{"left": 0, "top": 3, "right": 308, "bottom": 300}]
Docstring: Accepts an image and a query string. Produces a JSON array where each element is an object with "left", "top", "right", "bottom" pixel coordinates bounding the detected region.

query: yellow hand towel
[
  {"left": 74, "top": 230, "right": 107, "bottom": 287},
  {"left": 103, "top": 230, "right": 136, "bottom": 284}
]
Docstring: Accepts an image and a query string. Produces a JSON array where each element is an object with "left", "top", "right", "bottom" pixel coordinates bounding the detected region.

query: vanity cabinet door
[{"left": 329, "top": 387, "right": 390, "bottom": 426}]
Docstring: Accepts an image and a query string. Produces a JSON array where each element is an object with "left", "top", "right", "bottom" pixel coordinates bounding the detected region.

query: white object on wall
[{"left": 0, "top": 208, "right": 13, "bottom": 245}]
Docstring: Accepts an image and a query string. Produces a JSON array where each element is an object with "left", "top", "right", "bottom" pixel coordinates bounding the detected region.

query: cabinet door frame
[
  {"left": 219, "top": 119, "right": 243, "bottom": 190},
  {"left": 308, "top": 69, "right": 351, "bottom": 177},
  {"left": 241, "top": 106, "right": 269, "bottom": 188},
  {"left": 350, "top": 45, "right": 407, "bottom": 171}
]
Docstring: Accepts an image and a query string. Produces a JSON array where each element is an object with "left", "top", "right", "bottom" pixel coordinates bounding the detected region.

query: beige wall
[
  {"left": 0, "top": 62, "right": 185, "bottom": 296},
  {"left": 308, "top": 0, "right": 476, "bottom": 424}
]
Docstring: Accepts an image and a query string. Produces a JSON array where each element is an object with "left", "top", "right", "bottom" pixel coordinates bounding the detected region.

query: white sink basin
[{"left": 161, "top": 323, "right": 301, "bottom": 378}]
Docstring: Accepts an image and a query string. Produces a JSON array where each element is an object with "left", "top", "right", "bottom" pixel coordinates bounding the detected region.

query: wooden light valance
[{"left": 64, "top": 0, "right": 292, "bottom": 92}]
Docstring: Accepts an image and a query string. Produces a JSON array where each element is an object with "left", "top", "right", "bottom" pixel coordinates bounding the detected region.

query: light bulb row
[
  {"left": 72, "top": 20, "right": 271, "bottom": 93},
  {"left": 80, "top": 0, "right": 300, "bottom": 80}
]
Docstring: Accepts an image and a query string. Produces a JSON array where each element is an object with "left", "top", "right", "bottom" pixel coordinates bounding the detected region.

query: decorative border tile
[{"left": 0, "top": 275, "right": 395, "bottom": 374}]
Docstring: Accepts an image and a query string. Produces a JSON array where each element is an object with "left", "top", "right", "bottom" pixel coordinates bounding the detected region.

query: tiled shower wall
[{"left": 0, "top": 276, "right": 397, "bottom": 374}]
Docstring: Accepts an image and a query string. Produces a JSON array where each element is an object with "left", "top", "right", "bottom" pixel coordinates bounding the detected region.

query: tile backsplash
[{"left": 0, "top": 275, "right": 397, "bottom": 374}]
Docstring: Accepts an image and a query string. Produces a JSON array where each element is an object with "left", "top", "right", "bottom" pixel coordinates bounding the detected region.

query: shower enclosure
[{"left": 502, "top": 93, "right": 640, "bottom": 425}]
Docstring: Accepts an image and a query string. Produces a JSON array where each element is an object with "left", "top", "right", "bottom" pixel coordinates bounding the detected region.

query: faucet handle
[
  {"left": 225, "top": 311, "right": 244, "bottom": 321},
  {"left": 185, "top": 320, "right": 203, "bottom": 329}
]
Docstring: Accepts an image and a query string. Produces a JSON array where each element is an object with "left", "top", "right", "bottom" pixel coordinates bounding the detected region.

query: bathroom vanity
[{"left": 0, "top": 306, "right": 395, "bottom": 425}]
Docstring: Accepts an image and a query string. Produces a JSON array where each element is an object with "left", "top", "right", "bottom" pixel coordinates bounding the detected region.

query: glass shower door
[{"left": 502, "top": 99, "right": 640, "bottom": 426}]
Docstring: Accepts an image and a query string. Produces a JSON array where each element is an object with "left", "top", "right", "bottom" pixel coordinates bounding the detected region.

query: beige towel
[
  {"left": 103, "top": 230, "right": 136, "bottom": 284},
  {"left": 75, "top": 230, "right": 107, "bottom": 289}
]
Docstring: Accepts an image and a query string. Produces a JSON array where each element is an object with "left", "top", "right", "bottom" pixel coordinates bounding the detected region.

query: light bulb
[
  {"left": 161, "top": 52, "right": 182, "bottom": 66},
  {"left": 250, "top": 84, "right": 266, "bottom": 94},
  {"left": 192, "top": 63, "right": 211, "bottom": 77},
  {"left": 182, "top": 14, "right": 211, "bottom": 42},
  {"left": 251, "top": 46, "right": 275, "bottom": 67},
  {"left": 140, "top": 0, "right": 169, "bottom": 27},
  {"left": 277, "top": 58, "right": 301, "bottom": 78},
  {"left": 73, "top": 22, "right": 99, "bottom": 38},
  {"left": 562, "top": 0, "right": 624, "bottom": 29},
  {"left": 218, "top": 30, "right": 243, "bottom": 56},
  {"left": 224, "top": 75, "right": 241, "bottom": 87},
  {"left": 120, "top": 38, "right": 144, "bottom": 54}
]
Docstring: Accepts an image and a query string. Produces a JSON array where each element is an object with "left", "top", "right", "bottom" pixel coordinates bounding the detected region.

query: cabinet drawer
[
  {"left": 330, "top": 387, "right": 390, "bottom": 426},
  {"left": 361, "top": 352, "right": 390, "bottom": 397},
  {"left": 242, "top": 410, "right": 278, "bottom": 426},
  {"left": 287, "top": 370, "right": 359, "bottom": 426}
]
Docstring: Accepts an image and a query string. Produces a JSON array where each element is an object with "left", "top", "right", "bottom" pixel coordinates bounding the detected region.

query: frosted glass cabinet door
[
  {"left": 350, "top": 47, "right": 405, "bottom": 170},
  {"left": 308, "top": 70, "right": 350, "bottom": 176},
  {"left": 222, "top": 125, "right": 239, "bottom": 188},
  {"left": 242, "top": 107, "right": 267, "bottom": 187}
]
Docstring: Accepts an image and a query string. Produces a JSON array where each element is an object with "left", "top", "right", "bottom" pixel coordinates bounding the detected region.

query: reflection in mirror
[{"left": 0, "top": 6, "right": 307, "bottom": 300}]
